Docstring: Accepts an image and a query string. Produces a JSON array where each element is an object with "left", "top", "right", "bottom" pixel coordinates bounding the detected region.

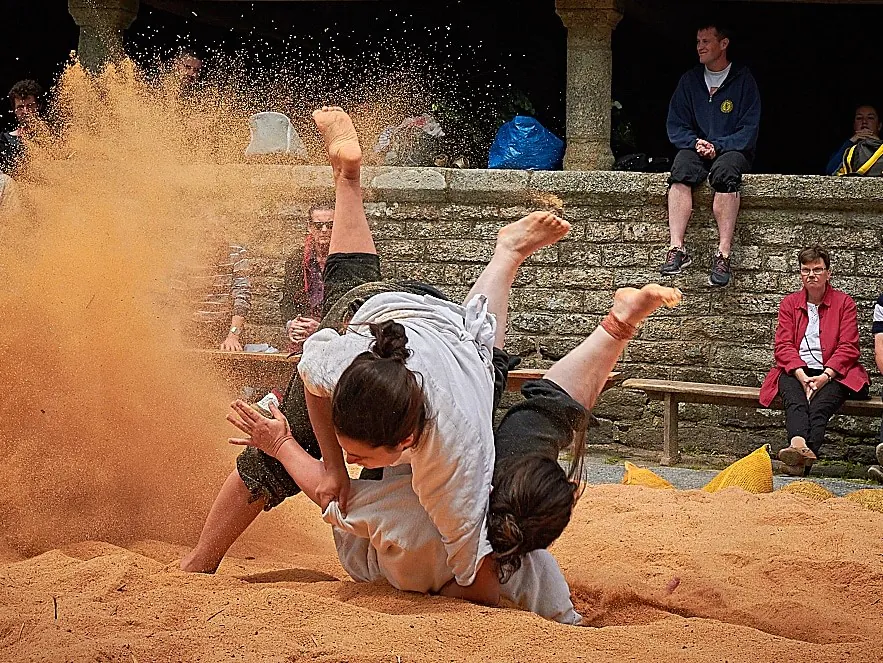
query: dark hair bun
[
  {"left": 488, "top": 511, "right": 525, "bottom": 581},
  {"left": 369, "top": 321, "right": 410, "bottom": 362}
]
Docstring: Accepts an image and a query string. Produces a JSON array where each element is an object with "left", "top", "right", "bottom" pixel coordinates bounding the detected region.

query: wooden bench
[
  {"left": 184, "top": 349, "right": 620, "bottom": 396},
  {"left": 621, "top": 378, "right": 883, "bottom": 465}
]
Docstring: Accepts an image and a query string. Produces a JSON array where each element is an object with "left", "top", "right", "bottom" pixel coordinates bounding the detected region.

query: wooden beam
[{"left": 661, "top": 392, "right": 680, "bottom": 466}]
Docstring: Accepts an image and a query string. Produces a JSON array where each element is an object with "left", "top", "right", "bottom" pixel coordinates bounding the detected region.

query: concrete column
[
  {"left": 68, "top": 0, "right": 139, "bottom": 72},
  {"left": 555, "top": 0, "right": 622, "bottom": 170}
]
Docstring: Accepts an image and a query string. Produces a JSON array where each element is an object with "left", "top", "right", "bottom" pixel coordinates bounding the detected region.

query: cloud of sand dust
[{"left": 0, "top": 60, "right": 299, "bottom": 556}]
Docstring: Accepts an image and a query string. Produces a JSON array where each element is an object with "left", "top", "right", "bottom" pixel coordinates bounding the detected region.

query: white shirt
[
  {"left": 299, "top": 291, "right": 497, "bottom": 585},
  {"left": 704, "top": 63, "right": 731, "bottom": 94},
  {"left": 800, "top": 302, "right": 824, "bottom": 369},
  {"left": 0, "top": 172, "right": 21, "bottom": 217},
  {"left": 324, "top": 469, "right": 582, "bottom": 625}
]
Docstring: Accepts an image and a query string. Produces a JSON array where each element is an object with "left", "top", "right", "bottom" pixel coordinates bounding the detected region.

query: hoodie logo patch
[{"left": 720, "top": 99, "right": 734, "bottom": 113}]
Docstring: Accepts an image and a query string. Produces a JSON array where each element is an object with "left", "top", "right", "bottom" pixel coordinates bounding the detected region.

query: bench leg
[{"left": 661, "top": 393, "right": 680, "bottom": 466}]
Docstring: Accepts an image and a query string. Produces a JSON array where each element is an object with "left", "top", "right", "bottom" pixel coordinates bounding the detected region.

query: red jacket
[{"left": 759, "top": 285, "right": 870, "bottom": 406}]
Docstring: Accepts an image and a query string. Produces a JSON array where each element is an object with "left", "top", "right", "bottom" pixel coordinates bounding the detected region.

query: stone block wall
[{"left": 232, "top": 165, "right": 883, "bottom": 471}]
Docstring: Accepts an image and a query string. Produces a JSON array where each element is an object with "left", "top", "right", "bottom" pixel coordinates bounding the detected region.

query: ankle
[
  {"left": 790, "top": 436, "right": 808, "bottom": 449},
  {"left": 180, "top": 549, "right": 219, "bottom": 574},
  {"left": 492, "top": 245, "right": 527, "bottom": 270}
]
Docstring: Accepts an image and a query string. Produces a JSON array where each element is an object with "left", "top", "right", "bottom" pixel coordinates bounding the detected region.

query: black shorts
[
  {"left": 237, "top": 252, "right": 454, "bottom": 509},
  {"left": 667, "top": 148, "right": 751, "bottom": 193},
  {"left": 491, "top": 350, "right": 590, "bottom": 466}
]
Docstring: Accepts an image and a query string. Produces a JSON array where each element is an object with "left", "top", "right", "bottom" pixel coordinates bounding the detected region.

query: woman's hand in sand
[
  {"left": 316, "top": 463, "right": 351, "bottom": 513},
  {"left": 227, "top": 400, "right": 294, "bottom": 458}
]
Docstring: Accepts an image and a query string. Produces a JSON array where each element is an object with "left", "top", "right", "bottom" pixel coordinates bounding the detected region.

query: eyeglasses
[
  {"left": 309, "top": 221, "right": 333, "bottom": 230},
  {"left": 799, "top": 267, "right": 827, "bottom": 276}
]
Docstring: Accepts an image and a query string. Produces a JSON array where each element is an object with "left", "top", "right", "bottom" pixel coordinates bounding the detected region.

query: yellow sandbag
[
  {"left": 621, "top": 461, "right": 674, "bottom": 489},
  {"left": 776, "top": 480, "right": 834, "bottom": 502},
  {"left": 702, "top": 445, "right": 773, "bottom": 494},
  {"left": 844, "top": 489, "right": 883, "bottom": 513}
]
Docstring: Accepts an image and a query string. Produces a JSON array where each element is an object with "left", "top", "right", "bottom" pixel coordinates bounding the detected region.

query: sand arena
[{"left": 0, "top": 62, "right": 881, "bottom": 662}]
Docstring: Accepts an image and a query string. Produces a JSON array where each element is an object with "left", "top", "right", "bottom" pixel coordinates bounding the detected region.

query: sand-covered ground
[
  {"left": 2, "top": 483, "right": 881, "bottom": 663},
  {"left": 1, "top": 61, "right": 881, "bottom": 663}
]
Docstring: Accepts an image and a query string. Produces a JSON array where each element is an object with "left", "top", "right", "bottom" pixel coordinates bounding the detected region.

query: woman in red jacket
[{"left": 759, "top": 246, "right": 870, "bottom": 476}]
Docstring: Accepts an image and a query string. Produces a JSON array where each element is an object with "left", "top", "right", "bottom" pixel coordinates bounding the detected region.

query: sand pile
[
  {"left": 1, "top": 60, "right": 881, "bottom": 662},
  {"left": 1, "top": 485, "right": 881, "bottom": 662}
]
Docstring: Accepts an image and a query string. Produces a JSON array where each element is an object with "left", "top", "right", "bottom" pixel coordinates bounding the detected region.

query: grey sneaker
[
  {"left": 868, "top": 465, "right": 883, "bottom": 483},
  {"left": 660, "top": 247, "right": 692, "bottom": 275},
  {"left": 876, "top": 442, "right": 883, "bottom": 466},
  {"left": 708, "top": 252, "right": 731, "bottom": 287}
]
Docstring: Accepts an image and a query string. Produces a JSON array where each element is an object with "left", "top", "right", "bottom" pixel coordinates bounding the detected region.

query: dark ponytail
[
  {"left": 331, "top": 321, "right": 428, "bottom": 449},
  {"left": 488, "top": 454, "right": 577, "bottom": 583}
]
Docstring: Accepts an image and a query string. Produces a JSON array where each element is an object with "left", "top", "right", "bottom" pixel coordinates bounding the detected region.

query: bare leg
[
  {"left": 712, "top": 192, "right": 739, "bottom": 256},
  {"left": 180, "top": 470, "right": 265, "bottom": 573},
  {"left": 546, "top": 284, "right": 682, "bottom": 410},
  {"left": 465, "top": 211, "right": 570, "bottom": 348},
  {"left": 312, "top": 106, "right": 374, "bottom": 255},
  {"left": 667, "top": 183, "right": 693, "bottom": 248}
]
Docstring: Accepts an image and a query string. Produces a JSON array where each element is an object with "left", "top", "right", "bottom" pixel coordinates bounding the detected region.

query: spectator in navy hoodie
[{"left": 660, "top": 24, "right": 761, "bottom": 287}]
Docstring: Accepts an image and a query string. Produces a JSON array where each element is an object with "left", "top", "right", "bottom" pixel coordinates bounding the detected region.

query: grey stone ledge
[{"left": 210, "top": 165, "right": 883, "bottom": 213}]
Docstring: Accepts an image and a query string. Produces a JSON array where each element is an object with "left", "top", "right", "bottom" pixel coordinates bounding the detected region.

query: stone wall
[{"left": 233, "top": 166, "right": 883, "bottom": 472}]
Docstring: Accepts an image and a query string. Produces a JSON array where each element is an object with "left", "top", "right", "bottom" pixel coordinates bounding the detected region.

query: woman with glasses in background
[{"left": 759, "top": 245, "right": 870, "bottom": 476}]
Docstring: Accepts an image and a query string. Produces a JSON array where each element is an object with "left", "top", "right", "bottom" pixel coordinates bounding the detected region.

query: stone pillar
[
  {"left": 555, "top": 0, "right": 622, "bottom": 170},
  {"left": 68, "top": 0, "right": 139, "bottom": 72}
]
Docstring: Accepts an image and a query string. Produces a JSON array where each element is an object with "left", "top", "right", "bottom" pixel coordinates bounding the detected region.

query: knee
[
  {"left": 669, "top": 182, "right": 692, "bottom": 195},
  {"left": 709, "top": 172, "right": 742, "bottom": 194},
  {"left": 709, "top": 160, "right": 746, "bottom": 193}
]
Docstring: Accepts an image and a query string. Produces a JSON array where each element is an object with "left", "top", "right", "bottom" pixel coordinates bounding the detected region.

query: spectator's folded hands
[
  {"left": 695, "top": 139, "right": 716, "bottom": 159},
  {"left": 851, "top": 130, "right": 878, "bottom": 142},
  {"left": 297, "top": 316, "right": 320, "bottom": 336},
  {"left": 287, "top": 317, "right": 320, "bottom": 343},
  {"left": 805, "top": 373, "right": 830, "bottom": 399}
]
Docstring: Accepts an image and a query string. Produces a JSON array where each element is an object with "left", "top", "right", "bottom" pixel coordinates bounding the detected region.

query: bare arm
[
  {"left": 438, "top": 555, "right": 500, "bottom": 606},
  {"left": 305, "top": 389, "right": 351, "bottom": 510},
  {"left": 227, "top": 400, "right": 325, "bottom": 506},
  {"left": 220, "top": 314, "right": 245, "bottom": 351}
]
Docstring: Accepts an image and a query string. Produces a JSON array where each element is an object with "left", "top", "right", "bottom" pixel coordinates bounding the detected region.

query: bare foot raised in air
[
  {"left": 612, "top": 283, "right": 682, "bottom": 327},
  {"left": 496, "top": 211, "right": 571, "bottom": 264},
  {"left": 313, "top": 106, "right": 362, "bottom": 180}
]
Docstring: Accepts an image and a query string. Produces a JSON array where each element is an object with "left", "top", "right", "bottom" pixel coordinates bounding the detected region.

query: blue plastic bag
[{"left": 488, "top": 116, "right": 564, "bottom": 170}]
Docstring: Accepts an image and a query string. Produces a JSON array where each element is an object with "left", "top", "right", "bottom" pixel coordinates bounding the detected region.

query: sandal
[
  {"left": 778, "top": 445, "right": 817, "bottom": 468},
  {"left": 781, "top": 462, "right": 806, "bottom": 477}
]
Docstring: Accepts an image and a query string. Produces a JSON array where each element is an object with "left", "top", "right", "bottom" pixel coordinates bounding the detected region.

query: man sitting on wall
[
  {"left": 824, "top": 104, "right": 881, "bottom": 176},
  {"left": 868, "top": 294, "right": 883, "bottom": 483},
  {"left": 280, "top": 203, "right": 332, "bottom": 352},
  {"left": 660, "top": 22, "right": 761, "bottom": 288}
]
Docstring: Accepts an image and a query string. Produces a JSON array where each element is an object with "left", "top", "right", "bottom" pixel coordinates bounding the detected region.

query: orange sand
[
  {"left": 1, "top": 60, "right": 881, "bottom": 662},
  {"left": 1, "top": 486, "right": 881, "bottom": 662}
]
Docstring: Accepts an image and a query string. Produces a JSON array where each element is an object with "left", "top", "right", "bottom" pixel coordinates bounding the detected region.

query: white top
[
  {"left": 704, "top": 63, "right": 731, "bottom": 94},
  {"left": 873, "top": 295, "right": 883, "bottom": 332},
  {"left": 299, "top": 291, "right": 497, "bottom": 585},
  {"left": 324, "top": 469, "right": 582, "bottom": 625},
  {"left": 800, "top": 302, "right": 824, "bottom": 369},
  {"left": 0, "top": 172, "right": 21, "bottom": 216}
]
